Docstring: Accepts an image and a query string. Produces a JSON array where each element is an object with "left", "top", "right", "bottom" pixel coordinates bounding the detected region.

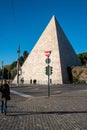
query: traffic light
[
  {"left": 45, "top": 66, "right": 53, "bottom": 75},
  {"left": 50, "top": 66, "right": 53, "bottom": 75},
  {"left": 49, "top": 66, "right": 53, "bottom": 75},
  {"left": 45, "top": 66, "right": 49, "bottom": 75}
]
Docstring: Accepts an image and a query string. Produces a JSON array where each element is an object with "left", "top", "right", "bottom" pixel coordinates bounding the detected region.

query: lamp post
[
  {"left": 17, "top": 45, "right": 20, "bottom": 86},
  {"left": 1, "top": 60, "right": 4, "bottom": 81}
]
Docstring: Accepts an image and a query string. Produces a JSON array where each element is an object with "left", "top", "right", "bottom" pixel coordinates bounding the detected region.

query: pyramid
[{"left": 13, "top": 16, "right": 81, "bottom": 84}]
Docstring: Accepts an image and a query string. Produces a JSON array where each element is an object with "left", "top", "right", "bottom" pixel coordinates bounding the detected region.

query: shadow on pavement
[{"left": 7, "top": 110, "right": 87, "bottom": 116}]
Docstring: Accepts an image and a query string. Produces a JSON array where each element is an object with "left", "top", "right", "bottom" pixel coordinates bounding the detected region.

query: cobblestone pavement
[{"left": 0, "top": 87, "right": 87, "bottom": 130}]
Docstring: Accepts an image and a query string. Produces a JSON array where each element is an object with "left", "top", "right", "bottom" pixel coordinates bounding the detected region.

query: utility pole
[{"left": 17, "top": 44, "right": 20, "bottom": 86}]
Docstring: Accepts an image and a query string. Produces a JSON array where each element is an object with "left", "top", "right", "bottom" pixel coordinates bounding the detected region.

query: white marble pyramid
[{"left": 13, "top": 16, "right": 81, "bottom": 84}]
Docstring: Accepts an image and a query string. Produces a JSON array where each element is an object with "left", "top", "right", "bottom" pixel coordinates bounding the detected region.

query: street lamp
[
  {"left": 1, "top": 60, "right": 4, "bottom": 81},
  {"left": 17, "top": 45, "right": 20, "bottom": 86}
]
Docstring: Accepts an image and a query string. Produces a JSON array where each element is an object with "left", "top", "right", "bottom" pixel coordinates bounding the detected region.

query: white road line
[
  {"left": 11, "top": 90, "right": 33, "bottom": 98},
  {"left": 54, "top": 91, "right": 61, "bottom": 93}
]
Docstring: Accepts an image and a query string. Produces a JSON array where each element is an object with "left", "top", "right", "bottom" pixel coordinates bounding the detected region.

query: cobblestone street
[{"left": 0, "top": 87, "right": 87, "bottom": 130}]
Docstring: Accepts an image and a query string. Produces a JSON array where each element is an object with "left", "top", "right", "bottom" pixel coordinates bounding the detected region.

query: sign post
[{"left": 45, "top": 51, "right": 53, "bottom": 97}]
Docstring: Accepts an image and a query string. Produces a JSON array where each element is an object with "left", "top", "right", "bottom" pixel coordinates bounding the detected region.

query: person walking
[{"left": 0, "top": 79, "right": 10, "bottom": 115}]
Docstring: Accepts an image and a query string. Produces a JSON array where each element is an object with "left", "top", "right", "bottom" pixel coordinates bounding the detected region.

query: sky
[{"left": 0, "top": 0, "right": 87, "bottom": 65}]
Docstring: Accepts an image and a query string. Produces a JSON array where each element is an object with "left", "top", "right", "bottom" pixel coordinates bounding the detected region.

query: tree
[
  {"left": 10, "top": 61, "right": 17, "bottom": 69},
  {"left": 19, "top": 56, "right": 24, "bottom": 66},
  {"left": 2, "top": 50, "right": 29, "bottom": 80},
  {"left": 3, "top": 68, "right": 9, "bottom": 79},
  {"left": 19, "top": 50, "right": 29, "bottom": 66},
  {"left": 23, "top": 50, "right": 29, "bottom": 61},
  {"left": 78, "top": 52, "right": 87, "bottom": 65}
]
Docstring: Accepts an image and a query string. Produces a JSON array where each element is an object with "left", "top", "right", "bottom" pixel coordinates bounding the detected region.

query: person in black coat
[{"left": 0, "top": 79, "right": 10, "bottom": 115}]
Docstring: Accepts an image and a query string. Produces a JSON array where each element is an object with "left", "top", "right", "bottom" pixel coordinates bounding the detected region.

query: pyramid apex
[
  {"left": 50, "top": 15, "right": 57, "bottom": 24},
  {"left": 52, "top": 15, "right": 55, "bottom": 17},
  {"left": 52, "top": 15, "right": 56, "bottom": 19}
]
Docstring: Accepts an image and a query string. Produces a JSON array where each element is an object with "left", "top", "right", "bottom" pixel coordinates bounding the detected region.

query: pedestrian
[{"left": 0, "top": 79, "right": 10, "bottom": 115}]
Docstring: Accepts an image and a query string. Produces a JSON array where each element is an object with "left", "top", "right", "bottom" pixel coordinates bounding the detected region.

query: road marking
[
  {"left": 54, "top": 91, "right": 61, "bottom": 93},
  {"left": 11, "top": 90, "right": 33, "bottom": 98}
]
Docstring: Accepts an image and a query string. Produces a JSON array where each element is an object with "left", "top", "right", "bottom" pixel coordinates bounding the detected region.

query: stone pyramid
[{"left": 13, "top": 16, "right": 81, "bottom": 84}]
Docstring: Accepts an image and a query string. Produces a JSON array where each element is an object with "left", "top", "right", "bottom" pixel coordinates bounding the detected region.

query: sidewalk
[{"left": 0, "top": 89, "right": 87, "bottom": 130}]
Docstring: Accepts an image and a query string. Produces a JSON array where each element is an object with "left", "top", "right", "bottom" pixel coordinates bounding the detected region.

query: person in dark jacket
[{"left": 0, "top": 79, "right": 10, "bottom": 115}]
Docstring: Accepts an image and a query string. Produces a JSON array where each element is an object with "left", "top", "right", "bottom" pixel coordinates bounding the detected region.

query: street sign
[
  {"left": 45, "top": 58, "right": 51, "bottom": 64},
  {"left": 45, "top": 51, "right": 51, "bottom": 57}
]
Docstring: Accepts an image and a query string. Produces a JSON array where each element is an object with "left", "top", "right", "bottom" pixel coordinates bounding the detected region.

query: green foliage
[
  {"left": 23, "top": 51, "right": 29, "bottom": 61},
  {"left": 10, "top": 61, "right": 17, "bottom": 69},
  {"left": 0, "top": 50, "right": 29, "bottom": 80},
  {"left": 72, "top": 66, "right": 87, "bottom": 84},
  {"left": 19, "top": 56, "right": 24, "bottom": 66},
  {"left": 78, "top": 52, "right": 87, "bottom": 65},
  {"left": 11, "top": 50, "right": 29, "bottom": 79},
  {"left": 72, "top": 70, "right": 83, "bottom": 83},
  {"left": 19, "top": 50, "right": 29, "bottom": 66}
]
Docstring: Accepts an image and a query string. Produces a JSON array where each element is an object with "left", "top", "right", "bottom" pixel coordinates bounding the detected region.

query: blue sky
[{"left": 0, "top": 0, "right": 87, "bottom": 65}]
